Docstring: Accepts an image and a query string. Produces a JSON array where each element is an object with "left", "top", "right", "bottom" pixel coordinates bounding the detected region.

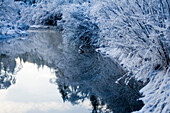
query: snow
[
  {"left": 137, "top": 69, "right": 170, "bottom": 113},
  {"left": 0, "top": 0, "right": 170, "bottom": 112}
]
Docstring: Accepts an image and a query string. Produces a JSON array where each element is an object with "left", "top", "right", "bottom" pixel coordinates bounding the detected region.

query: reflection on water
[
  {"left": 0, "top": 30, "right": 144, "bottom": 113},
  {"left": 0, "top": 55, "right": 18, "bottom": 89},
  {"left": 0, "top": 60, "right": 91, "bottom": 113}
]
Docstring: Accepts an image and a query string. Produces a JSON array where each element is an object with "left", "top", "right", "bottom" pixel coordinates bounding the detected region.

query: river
[{"left": 0, "top": 29, "right": 144, "bottom": 113}]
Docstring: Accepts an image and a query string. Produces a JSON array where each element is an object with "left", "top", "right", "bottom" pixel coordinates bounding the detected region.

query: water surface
[{"left": 0, "top": 30, "right": 144, "bottom": 113}]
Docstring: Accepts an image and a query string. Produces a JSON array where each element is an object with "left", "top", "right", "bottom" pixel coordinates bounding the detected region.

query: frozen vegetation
[{"left": 0, "top": 0, "right": 170, "bottom": 113}]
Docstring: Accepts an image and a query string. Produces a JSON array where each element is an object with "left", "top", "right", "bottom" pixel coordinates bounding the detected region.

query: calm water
[{"left": 0, "top": 30, "right": 144, "bottom": 113}]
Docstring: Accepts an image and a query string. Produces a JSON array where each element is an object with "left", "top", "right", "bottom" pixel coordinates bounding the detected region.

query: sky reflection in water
[{"left": 0, "top": 60, "right": 91, "bottom": 113}]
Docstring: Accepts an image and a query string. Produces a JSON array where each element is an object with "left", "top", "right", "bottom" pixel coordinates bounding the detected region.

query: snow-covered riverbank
[{"left": 0, "top": 0, "right": 169, "bottom": 112}]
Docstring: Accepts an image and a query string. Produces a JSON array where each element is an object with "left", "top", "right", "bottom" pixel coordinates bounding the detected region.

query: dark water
[{"left": 0, "top": 30, "right": 144, "bottom": 113}]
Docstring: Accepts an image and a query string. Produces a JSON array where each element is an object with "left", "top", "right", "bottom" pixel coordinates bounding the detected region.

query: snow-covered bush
[
  {"left": 93, "top": 0, "right": 169, "bottom": 81},
  {"left": 0, "top": 0, "right": 28, "bottom": 41},
  {"left": 61, "top": 3, "right": 99, "bottom": 51}
]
